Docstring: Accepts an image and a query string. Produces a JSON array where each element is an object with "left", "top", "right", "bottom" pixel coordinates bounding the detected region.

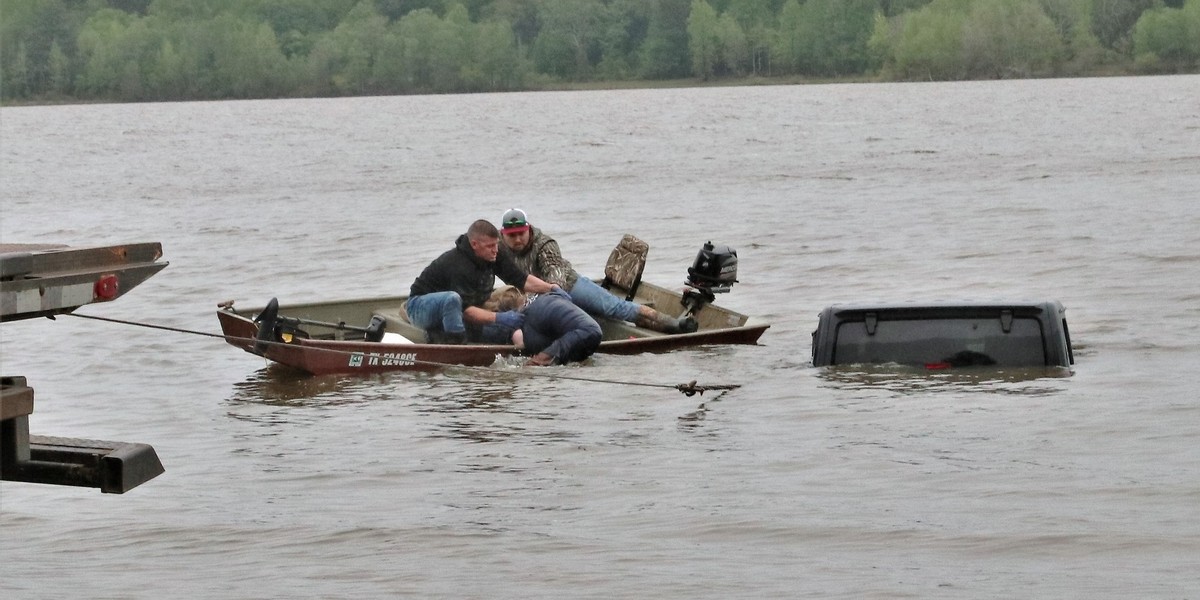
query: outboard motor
[
  {"left": 253, "top": 297, "right": 280, "bottom": 353},
  {"left": 683, "top": 242, "right": 739, "bottom": 316},
  {"left": 686, "top": 242, "right": 738, "bottom": 293}
]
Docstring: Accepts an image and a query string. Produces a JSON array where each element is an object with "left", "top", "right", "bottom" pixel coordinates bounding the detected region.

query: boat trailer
[{"left": 1, "top": 243, "right": 168, "bottom": 493}]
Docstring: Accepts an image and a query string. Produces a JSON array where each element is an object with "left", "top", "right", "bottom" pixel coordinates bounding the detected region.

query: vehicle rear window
[{"left": 833, "top": 317, "right": 1046, "bottom": 367}]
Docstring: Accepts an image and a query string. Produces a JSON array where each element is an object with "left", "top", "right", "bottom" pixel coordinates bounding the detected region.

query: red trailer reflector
[{"left": 94, "top": 274, "right": 119, "bottom": 300}]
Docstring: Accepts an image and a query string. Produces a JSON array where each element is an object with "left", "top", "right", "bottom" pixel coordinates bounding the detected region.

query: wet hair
[
  {"left": 484, "top": 285, "right": 527, "bottom": 312},
  {"left": 468, "top": 219, "right": 499, "bottom": 240}
]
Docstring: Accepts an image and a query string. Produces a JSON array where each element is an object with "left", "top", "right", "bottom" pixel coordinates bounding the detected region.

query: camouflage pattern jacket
[{"left": 503, "top": 226, "right": 581, "bottom": 292}]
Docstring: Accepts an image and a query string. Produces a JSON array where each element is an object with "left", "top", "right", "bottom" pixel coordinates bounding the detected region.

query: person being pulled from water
[
  {"left": 496, "top": 208, "right": 697, "bottom": 334},
  {"left": 481, "top": 285, "right": 602, "bottom": 366},
  {"left": 408, "top": 219, "right": 557, "bottom": 344}
]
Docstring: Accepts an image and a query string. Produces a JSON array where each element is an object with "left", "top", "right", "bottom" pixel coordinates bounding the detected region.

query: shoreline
[{"left": 1, "top": 69, "right": 1183, "bottom": 108}]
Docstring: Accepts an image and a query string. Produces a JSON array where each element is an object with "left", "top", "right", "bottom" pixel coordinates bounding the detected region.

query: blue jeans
[
  {"left": 523, "top": 290, "right": 602, "bottom": 363},
  {"left": 567, "top": 277, "right": 640, "bottom": 322},
  {"left": 406, "top": 292, "right": 465, "bottom": 334}
]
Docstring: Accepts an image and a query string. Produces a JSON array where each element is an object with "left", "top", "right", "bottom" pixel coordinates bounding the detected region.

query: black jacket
[{"left": 409, "top": 234, "right": 530, "bottom": 308}]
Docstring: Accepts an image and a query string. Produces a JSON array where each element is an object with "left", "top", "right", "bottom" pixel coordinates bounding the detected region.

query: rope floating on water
[
  {"left": 674, "top": 380, "right": 741, "bottom": 397},
  {"left": 62, "top": 312, "right": 740, "bottom": 396}
]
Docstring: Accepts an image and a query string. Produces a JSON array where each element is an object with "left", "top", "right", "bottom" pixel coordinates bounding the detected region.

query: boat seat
[
  {"left": 371, "top": 302, "right": 409, "bottom": 325},
  {"left": 370, "top": 302, "right": 423, "bottom": 339},
  {"left": 601, "top": 234, "right": 648, "bottom": 301}
]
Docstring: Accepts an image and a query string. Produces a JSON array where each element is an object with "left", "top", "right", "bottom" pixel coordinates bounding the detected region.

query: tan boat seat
[
  {"left": 601, "top": 234, "right": 648, "bottom": 301},
  {"left": 369, "top": 301, "right": 426, "bottom": 343},
  {"left": 366, "top": 303, "right": 406, "bottom": 322}
]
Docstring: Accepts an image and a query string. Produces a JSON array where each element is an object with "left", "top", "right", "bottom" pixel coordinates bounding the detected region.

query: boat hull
[
  {"left": 216, "top": 281, "right": 768, "bottom": 376},
  {"left": 218, "top": 309, "right": 525, "bottom": 375}
]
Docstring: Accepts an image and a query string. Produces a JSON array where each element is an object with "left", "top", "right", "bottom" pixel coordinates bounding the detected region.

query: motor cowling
[{"left": 686, "top": 242, "right": 738, "bottom": 294}]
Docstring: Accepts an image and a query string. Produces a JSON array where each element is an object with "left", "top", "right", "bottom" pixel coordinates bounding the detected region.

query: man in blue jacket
[
  {"left": 519, "top": 288, "right": 603, "bottom": 366},
  {"left": 408, "top": 219, "right": 557, "bottom": 344},
  {"left": 480, "top": 286, "right": 603, "bottom": 366}
]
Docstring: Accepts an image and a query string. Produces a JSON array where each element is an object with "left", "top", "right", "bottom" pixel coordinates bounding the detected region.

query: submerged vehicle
[
  {"left": 810, "top": 300, "right": 1073, "bottom": 369},
  {"left": 218, "top": 239, "right": 768, "bottom": 376}
]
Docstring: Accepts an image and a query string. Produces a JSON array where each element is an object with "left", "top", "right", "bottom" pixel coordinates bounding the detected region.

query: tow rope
[{"left": 62, "top": 312, "right": 741, "bottom": 397}]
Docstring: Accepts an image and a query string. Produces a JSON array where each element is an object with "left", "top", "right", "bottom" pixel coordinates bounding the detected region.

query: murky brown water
[{"left": 2, "top": 75, "right": 1199, "bottom": 598}]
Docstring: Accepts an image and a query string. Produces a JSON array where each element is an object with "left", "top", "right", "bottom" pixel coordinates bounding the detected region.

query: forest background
[{"left": 2, "top": 0, "right": 1199, "bottom": 104}]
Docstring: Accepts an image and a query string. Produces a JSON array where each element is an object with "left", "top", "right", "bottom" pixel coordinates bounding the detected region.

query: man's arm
[
  {"left": 521, "top": 274, "right": 556, "bottom": 295},
  {"left": 463, "top": 305, "right": 500, "bottom": 326},
  {"left": 496, "top": 249, "right": 556, "bottom": 294},
  {"left": 463, "top": 304, "right": 528, "bottom": 327},
  {"left": 535, "top": 240, "right": 574, "bottom": 288},
  {"left": 409, "top": 249, "right": 451, "bottom": 297}
]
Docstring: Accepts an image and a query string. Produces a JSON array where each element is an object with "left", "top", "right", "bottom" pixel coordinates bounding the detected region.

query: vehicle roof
[
  {"left": 822, "top": 300, "right": 1064, "bottom": 316},
  {"left": 825, "top": 299, "right": 1061, "bottom": 309}
]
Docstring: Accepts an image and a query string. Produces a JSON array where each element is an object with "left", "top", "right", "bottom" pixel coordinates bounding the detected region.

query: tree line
[{"left": 3, "top": 0, "right": 1198, "bottom": 103}]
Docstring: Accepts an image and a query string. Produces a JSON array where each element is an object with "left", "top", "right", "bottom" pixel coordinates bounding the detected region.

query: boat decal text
[{"left": 350, "top": 351, "right": 418, "bottom": 367}]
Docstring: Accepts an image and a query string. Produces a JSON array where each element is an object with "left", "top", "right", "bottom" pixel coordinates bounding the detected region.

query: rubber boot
[
  {"left": 635, "top": 305, "right": 699, "bottom": 334},
  {"left": 524, "top": 352, "right": 556, "bottom": 367}
]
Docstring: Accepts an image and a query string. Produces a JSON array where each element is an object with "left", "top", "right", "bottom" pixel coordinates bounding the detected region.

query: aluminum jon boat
[{"left": 216, "top": 239, "right": 768, "bottom": 376}]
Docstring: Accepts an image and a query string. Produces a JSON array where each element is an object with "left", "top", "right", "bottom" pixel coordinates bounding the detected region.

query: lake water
[{"left": 2, "top": 75, "right": 1198, "bottom": 598}]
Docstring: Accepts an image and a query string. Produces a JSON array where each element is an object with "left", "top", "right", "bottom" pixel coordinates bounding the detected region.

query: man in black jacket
[{"left": 408, "top": 219, "right": 557, "bottom": 344}]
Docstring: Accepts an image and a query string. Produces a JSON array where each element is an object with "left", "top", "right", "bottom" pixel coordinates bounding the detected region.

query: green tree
[
  {"left": 775, "top": 0, "right": 808, "bottom": 73},
  {"left": 253, "top": 0, "right": 357, "bottom": 57},
  {"left": 375, "top": 0, "right": 445, "bottom": 20},
  {"left": 15, "top": 0, "right": 77, "bottom": 95},
  {"left": 887, "top": 0, "right": 973, "bottom": 79},
  {"left": 1091, "top": 0, "right": 1159, "bottom": 53},
  {"left": 152, "top": 19, "right": 221, "bottom": 99},
  {"left": 378, "top": 7, "right": 460, "bottom": 91},
  {"left": 594, "top": 0, "right": 651, "bottom": 79},
  {"left": 311, "top": 1, "right": 389, "bottom": 94},
  {"left": 429, "top": 3, "right": 473, "bottom": 91},
  {"left": 726, "top": 0, "right": 774, "bottom": 74},
  {"left": 687, "top": 0, "right": 720, "bottom": 79},
  {"left": 47, "top": 40, "right": 72, "bottom": 95},
  {"left": 480, "top": 0, "right": 540, "bottom": 50},
  {"left": 466, "top": 19, "right": 528, "bottom": 90},
  {"left": 715, "top": 12, "right": 750, "bottom": 75},
  {"left": 962, "top": 0, "right": 1064, "bottom": 77},
  {"left": 1039, "top": 0, "right": 1106, "bottom": 72},
  {"left": 867, "top": 10, "right": 897, "bottom": 71},
  {"left": 392, "top": 8, "right": 438, "bottom": 89},
  {"left": 796, "top": 0, "right": 877, "bottom": 76},
  {"left": 147, "top": 0, "right": 239, "bottom": 20},
  {"left": 1133, "top": 0, "right": 1200, "bottom": 70},
  {"left": 145, "top": 39, "right": 186, "bottom": 99},
  {"left": 211, "top": 17, "right": 294, "bottom": 97},
  {"left": 1, "top": 1, "right": 34, "bottom": 97},
  {"left": 531, "top": 0, "right": 606, "bottom": 80},
  {"left": 76, "top": 8, "right": 148, "bottom": 98},
  {"left": 880, "top": 0, "right": 936, "bottom": 16},
  {"left": 640, "top": 0, "right": 692, "bottom": 78},
  {"left": 5, "top": 42, "right": 31, "bottom": 98}
]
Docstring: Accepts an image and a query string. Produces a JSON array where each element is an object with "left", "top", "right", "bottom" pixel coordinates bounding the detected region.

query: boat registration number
[{"left": 349, "top": 352, "right": 418, "bottom": 367}]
